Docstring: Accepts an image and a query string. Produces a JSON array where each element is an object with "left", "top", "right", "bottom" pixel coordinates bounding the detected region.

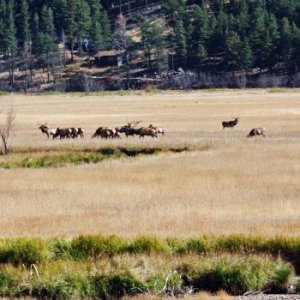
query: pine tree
[
  {"left": 5, "top": 1, "right": 18, "bottom": 90},
  {"left": 139, "top": 17, "right": 167, "bottom": 76},
  {"left": 0, "top": 0, "right": 6, "bottom": 55},
  {"left": 189, "top": 4, "right": 210, "bottom": 68},
  {"left": 34, "top": 5, "right": 60, "bottom": 83},
  {"left": 66, "top": 0, "right": 77, "bottom": 61},
  {"left": 15, "top": 0, "right": 30, "bottom": 47},
  {"left": 174, "top": 18, "right": 187, "bottom": 69},
  {"left": 76, "top": 0, "right": 91, "bottom": 55}
]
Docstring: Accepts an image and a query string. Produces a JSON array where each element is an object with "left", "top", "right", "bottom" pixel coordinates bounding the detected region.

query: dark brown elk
[
  {"left": 92, "top": 127, "right": 107, "bottom": 139},
  {"left": 247, "top": 127, "right": 266, "bottom": 138},
  {"left": 117, "top": 121, "right": 141, "bottom": 137},
  {"left": 92, "top": 127, "right": 119, "bottom": 139},
  {"left": 53, "top": 128, "right": 71, "bottom": 139},
  {"left": 38, "top": 123, "right": 57, "bottom": 138},
  {"left": 70, "top": 127, "right": 84, "bottom": 138},
  {"left": 136, "top": 127, "right": 157, "bottom": 138},
  {"left": 222, "top": 117, "right": 239, "bottom": 129}
]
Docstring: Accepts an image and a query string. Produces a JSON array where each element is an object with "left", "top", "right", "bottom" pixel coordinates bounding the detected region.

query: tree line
[{"left": 1, "top": 0, "right": 300, "bottom": 90}]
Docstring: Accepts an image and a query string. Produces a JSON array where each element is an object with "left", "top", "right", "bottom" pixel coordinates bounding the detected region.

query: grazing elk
[
  {"left": 136, "top": 127, "right": 157, "bottom": 138},
  {"left": 38, "top": 123, "right": 57, "bottom": 138},
  {"left": 92, "top": 127, "right": 120, "bottom": 139},
  {"left": 247, "top": 127, "right": 266, "bottom": 138},
  {"left": 70, "top": 127, "right": 85, "bottom": 138},
  {"left": 222, "top": 116, "right": 239, "bottom": 129},
  {"left": 53, "top": 128, "right": 71, "bottom": 139},
  {"left": 148, "top": 124, "right": 165, "bottom": 135}
]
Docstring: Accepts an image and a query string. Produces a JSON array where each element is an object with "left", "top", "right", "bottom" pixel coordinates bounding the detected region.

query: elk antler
[
  {"left": 37, "top": 121, "right": 47, "bottom": 126},
  {"left": 132, "top": 120, "right": 142, "bottom": 127}
]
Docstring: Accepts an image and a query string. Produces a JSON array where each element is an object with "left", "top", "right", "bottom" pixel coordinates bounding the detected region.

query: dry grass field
[{"left": 0, "top": 89, "right": 299, "bottom": 238}]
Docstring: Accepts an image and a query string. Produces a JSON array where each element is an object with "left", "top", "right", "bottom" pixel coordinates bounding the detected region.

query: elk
[
  {"left": 148, "top": 124, "right": 165, "bottom": 135},
  {"left": 70, "top": 127, "right": 85, "bottom": 138},
  {"left": 53, "top": 128, "right": 71, "bottom": 139},
  {"left": 92, "top": 127, "right": 119, "bottom": 139},
  {"left": 136, "top": 127, "right": 157, "bottom": 138},
  {"left": 247, "top": 127, "right": 266, "bottom": 138},
  {"left": 38, "top": 123, "right": 57, "bottom": 138},
  {"left": 117, "top": 121, "right": 141, "bottom": 137},
  {"left": 222, "top": 116, "right": 239, "bottom": 129}
]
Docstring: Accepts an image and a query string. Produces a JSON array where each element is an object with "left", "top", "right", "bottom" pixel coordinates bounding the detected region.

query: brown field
[{"left": 0, "top": 89, "right": 300, "bottom": 238}]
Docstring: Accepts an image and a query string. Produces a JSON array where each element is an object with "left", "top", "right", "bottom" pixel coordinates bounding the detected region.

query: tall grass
[
  {"left": 0, "top": 235, "right": 299, "bottom": 272},
  {"left": 0, "top": 254, "right": 293, "bottom": 298}
]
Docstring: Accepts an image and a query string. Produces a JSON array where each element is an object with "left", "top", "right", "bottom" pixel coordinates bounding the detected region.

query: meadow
[
  {"left": 0, "top": 89, "right": 300, "bottom": 298},
  {"left": 0, "top": 89, "right": 299, "bottom": 238}
]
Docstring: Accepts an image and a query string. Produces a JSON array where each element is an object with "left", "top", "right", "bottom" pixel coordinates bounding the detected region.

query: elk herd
[
  {"left": 38, "top": 117, "right": 265, "bottom": 141},
  {"left": 38, "top": 121, "right": 165, "bottom": 140}
]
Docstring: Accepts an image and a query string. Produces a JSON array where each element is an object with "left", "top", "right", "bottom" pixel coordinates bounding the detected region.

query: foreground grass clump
[
  {"left": 0, "top": 236, "right": 296, "bottom": 297},
  {"left": 0, "top": 235, "right": 300, "bottom": 270},
  {"left": 178, "top": 255, "right": 293, "bottom": 295},
  {"left": 0, "top": 254, "right": 293, "bottom": 298}
]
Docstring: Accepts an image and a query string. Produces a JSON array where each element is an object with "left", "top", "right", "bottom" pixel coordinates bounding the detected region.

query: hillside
[{"left": 0, "top": 0, "right": 300, "bottom": 91}]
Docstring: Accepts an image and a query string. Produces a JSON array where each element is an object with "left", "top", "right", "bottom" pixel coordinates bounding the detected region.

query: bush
[
  {"left": 92, "top": 273, "right": 146, "bottom": 298},
  {"left": 186, "top": 238, "right": 212, "bottom": 253},
  {"left": 0, "top": 239, "right": 49, "bottom": 266},
  {"left": 70, "top": 235, "right": 128, "bottom": 260},
  {"left": 178, "top": 255, "right": 294, "bottom": 295},
  {"left": 0, "top": 270, "right": 19, "bottom": 297},
  {"left": 128, "top": 237, "right": 170, "bottom": 254}
]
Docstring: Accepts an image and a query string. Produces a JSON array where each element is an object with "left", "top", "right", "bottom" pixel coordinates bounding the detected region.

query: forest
[{"left": 1, "top": 0, "right": 300, "bottom": 90}]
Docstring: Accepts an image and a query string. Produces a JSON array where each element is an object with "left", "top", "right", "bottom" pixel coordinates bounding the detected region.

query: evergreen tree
[
  {"left": 76, "top": 0, "right": 91, "bottom": 55},
  {"left": 189, "top": 4, "right": 210, "bottom": 68},
  {"left": 15, "top": 0, "right": 30, "bottom": 47},
  {"left": 34, "top": 5, "right": 60, "bottom": 82},
  {"left": 139, "top": 17, "right": 167, "bottom": 76},
  {"left": 174, "top": 18, "right": 187, "bottom": 69},
  {"left": 51, "top": 0, "right": 68, "bottom": 39},
  {"left": 5, "top": 1, "right": 18, "bottom": 89},
  {"left": 66, "top": 0, "right": 77, "bottom": 61},
  {"left": 0, "top": 0, "right": 6, "bottom": 55},
  {"left": 278, "top": 17, "right": 292, "bottom": 69}
]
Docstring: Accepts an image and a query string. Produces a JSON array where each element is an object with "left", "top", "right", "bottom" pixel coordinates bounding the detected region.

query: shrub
[
  {"left": 0, "top": 239, "right": 49, "bottom": 266},
  {"left": 166, "top": 238, "right": 187, "bottom": 254},
  {"left": 50, "top": 239, "right": 72, "bottom": 260},
  {"left": 108, "top": 273, "right": 146, "bottom": 297},
  {"left": 128, "top": 237, "right": 170, "bottom": 254},
  {"left": 177, "top": 255, "right": 294, "bottom": 295},
  {"left": 70, "top": 235, "right": 128, "bottom": 260},
  {"left": 0, "top": 270, "right": 19, "bottom": 297},
  {"left": 186, "top": 238, "right": 212, "bottom": 253}
]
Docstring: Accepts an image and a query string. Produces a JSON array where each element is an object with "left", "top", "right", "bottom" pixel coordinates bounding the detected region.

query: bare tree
[{"left": 0, "top": 109, "right": 15, "bottom": 155}]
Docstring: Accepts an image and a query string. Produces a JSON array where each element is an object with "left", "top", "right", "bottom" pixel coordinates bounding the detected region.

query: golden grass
[{"left": 0, "top": 89, "right": 300, "bottom": 237}]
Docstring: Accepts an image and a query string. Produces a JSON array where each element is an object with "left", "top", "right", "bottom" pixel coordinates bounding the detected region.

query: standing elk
[
  {"left": 38, "top": 123, "right": 57, "bottom": 138},
  {"left": 70, "top": 127, "right": 85, "bottom": 138},
  {"left": 136, "top": 127, "right": 157, "bottom": 138},
  {"left": 247, "top": 127, "right": 266, "bottom": 138},
  {"left": 117, "top": 121, "right": 141, "bottom": 137},
  {"left": 53, "top": 128, "right": 71, "bottom": 139},
  {"left": 92, "top": 127, "right": 120, "bottom": 139},
  {"left": 148, "top": 124, "right": 165, "bottom": 135},
  {"left": 222, "top": 116, "right": 239, "bottom": 129}
]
